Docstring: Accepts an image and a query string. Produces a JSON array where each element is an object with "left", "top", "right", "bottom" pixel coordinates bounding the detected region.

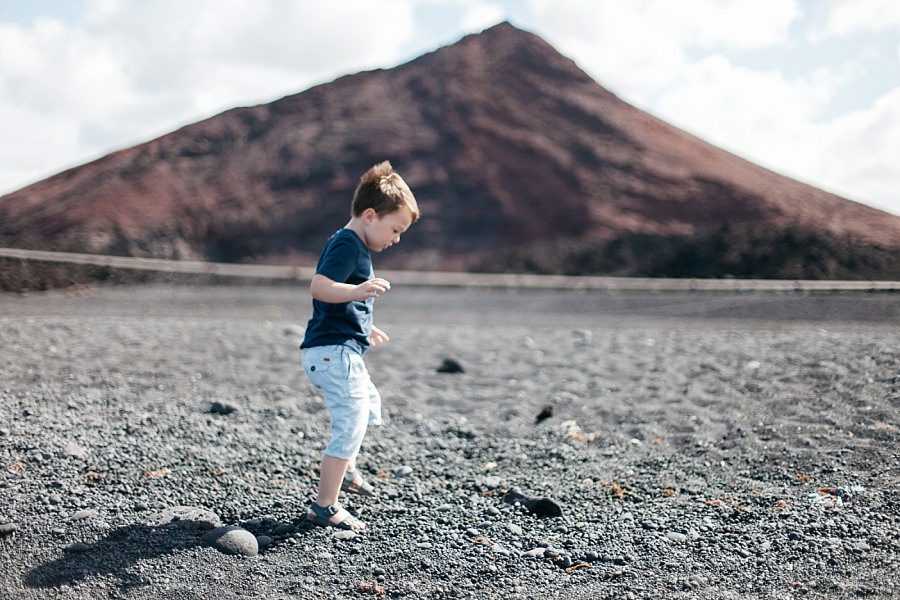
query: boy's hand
[
  {"left": 370, "top": 325, "right": 390, "bottom": 346},
  {"left": 354, "top": 278, "right": 391, "bottom": 301}
]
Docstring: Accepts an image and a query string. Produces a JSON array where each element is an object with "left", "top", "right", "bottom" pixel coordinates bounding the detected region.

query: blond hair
[{"left": 351, "top": 161, "right": 420, "bottom": 223}]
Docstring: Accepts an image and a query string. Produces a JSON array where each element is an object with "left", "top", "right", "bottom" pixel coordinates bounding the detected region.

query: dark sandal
[
  {"left": 341, "top": 470, "right": 374, "bottom": 496},
  {"left": 306, "top": 502, "right": 365, "bottom": 531}
]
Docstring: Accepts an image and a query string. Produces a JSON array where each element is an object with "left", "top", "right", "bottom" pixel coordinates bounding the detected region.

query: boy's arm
[{"left": 310, "top": 274, "right": 391, "bottom": 303}]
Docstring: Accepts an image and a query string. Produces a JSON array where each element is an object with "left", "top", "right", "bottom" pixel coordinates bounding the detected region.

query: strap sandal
[
  {"left": 306, "top": 502, "right": 366, "bottom": 531},
  {"left": 341, "top": 470, "right": 375, "bottom": 496}
]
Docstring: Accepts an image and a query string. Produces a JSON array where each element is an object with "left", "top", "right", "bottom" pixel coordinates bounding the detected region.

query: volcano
[{"left": 1, "top": 22, "right": 898, "bottom": 277}]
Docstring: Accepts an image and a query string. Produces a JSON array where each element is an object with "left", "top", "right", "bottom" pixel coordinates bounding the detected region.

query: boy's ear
[{"left": 362, "top": 207, "right": 378, "bottom": 222}]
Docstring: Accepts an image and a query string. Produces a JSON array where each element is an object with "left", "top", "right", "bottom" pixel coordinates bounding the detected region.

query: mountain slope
[{"left": 1, "top": 22, "right": 898, "bottom": 274}]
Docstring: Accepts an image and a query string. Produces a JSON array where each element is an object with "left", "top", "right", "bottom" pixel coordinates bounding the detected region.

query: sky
[{"left": 1, "top": 0, "right": 898, "bottom": 216}]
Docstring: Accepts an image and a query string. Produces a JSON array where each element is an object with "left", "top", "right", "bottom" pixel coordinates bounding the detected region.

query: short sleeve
[{"left": 316, "top": 234, "right": 359, "bottom": 284}]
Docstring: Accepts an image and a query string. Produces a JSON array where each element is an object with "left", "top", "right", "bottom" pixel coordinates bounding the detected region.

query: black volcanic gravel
[{"left": 1, "top": 285, "right": 898, "bottom": 599}]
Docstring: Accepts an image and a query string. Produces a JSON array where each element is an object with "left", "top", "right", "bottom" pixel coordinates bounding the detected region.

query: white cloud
[
  {"left": 652, "top": 53, "right": 900, "bottom": 214},
  {"left": 456, "top": 0, "right": 506, "bottom": 33},
  {"left": 524, "top": 0, "right": 800, "bottom": 103},
  {"left": 0, "top": 0, "right": 418, "bottom": 193},
  {"left": 815, "top": 86, "right": 900, "bottom": 213},
  {"left": 820, "top": 0, "right": 900, "bottom": 36},
  {"left": 653, "top": 55, "right": 822, "bottom": 172}
]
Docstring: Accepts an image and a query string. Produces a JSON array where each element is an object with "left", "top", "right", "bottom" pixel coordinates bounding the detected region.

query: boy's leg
[
  {"left": 303, "top": 347, "right": 384, "bottom": 527},
  {"left": 309, "top": 454, "right": 365, "bottom": 530},
  {"left": 302, "top": 346, "right": 372, "bottom": 529},
  {"left": 316, "top": 454, "right": 350, "bottom": 507}
]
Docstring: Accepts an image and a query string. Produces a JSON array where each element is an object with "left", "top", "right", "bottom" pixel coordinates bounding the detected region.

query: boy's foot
[
  {"left": 341, "top": 470, "right": 374, "bottom": 496},
  {"left": 306, "top": 502, "right": 366, "bottom": 531}
]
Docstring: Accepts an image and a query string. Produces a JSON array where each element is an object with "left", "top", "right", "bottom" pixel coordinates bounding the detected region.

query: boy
[{"left": 301, "top": 161, "right": 419, "bottom": 531}]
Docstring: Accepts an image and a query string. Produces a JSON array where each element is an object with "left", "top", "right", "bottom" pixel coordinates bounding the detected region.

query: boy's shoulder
[
  {"left": 324, "top": 229, "right": 366, "bottom": 255},
  {"left": 328, "top": 228, "right": 360, "bottom": 244}
]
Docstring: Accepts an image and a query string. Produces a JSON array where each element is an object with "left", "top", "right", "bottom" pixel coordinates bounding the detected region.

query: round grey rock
[{"left": 202, "top": 526, "right": 259, "bottom": 557}]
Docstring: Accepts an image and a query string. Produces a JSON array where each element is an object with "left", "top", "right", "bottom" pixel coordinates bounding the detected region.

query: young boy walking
[{"left": 301, "top": 161, "right": 419, "bottom": 531}]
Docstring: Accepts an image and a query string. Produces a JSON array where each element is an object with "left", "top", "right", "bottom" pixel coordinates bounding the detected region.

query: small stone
[
  {"left": 505, "top": 523, "right": 523, "bottom": 536},
  {"left": 202, "top": 526, "right": 259, "bottom": 556},
  {"left": 522, "top": 548, "right": 546, "bottom": 559},
  {"left": 557, "top": 555, "right": 573, "bottom": 569},
  {"left": 481, "top": 476, "right": 502, "bottom": 489},
  {"left": 256, "top": 535, "right": 273, "bottom": 548},
  {"left": 0, "top": 523, "right": 19, "bottom": 536},
  {"left": 64, "top": 442, "right": 89, "bottom": 461},
  {"left": 436, "top": 358, "right": 465, "bottom": 373},
  {"left": 534, "top": 405, "right": 555, "bottom": 424},
  {"left": 571, "top": 329, "right": 593, "bottom": 345},
  {"left": 209, "top": 401, "right": 237, "bottom": 415},
  {"left": 687, "top": 575, "right": 709, "bottom": 589},
  {"left": 502, "top": 488, "right": 562, "bottom": 518},
  {"left": 64, "top": 542, "right": 91, "bottom": 553},
  {"left": 666, "top": 532, "right": 688, "bottom": 543},
  {"left": 147, "top": 506, "right": 222, "bottom": 530},
  {"left": 395, "top": 465, "right": 414, "bottom": 478},
  {"left": 435, "top": 504, "right": 453, "bottom": 512},
  {"left": 68, "top": 509, "right": 99, "bottom": 521},
  {"left": 332, "top": 530, "right": 357, "bottom": 541}
]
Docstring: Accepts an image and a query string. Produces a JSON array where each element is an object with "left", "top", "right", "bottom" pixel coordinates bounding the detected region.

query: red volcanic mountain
[{"left": 1, "top": 22, "right": 899, "bottom": 278}]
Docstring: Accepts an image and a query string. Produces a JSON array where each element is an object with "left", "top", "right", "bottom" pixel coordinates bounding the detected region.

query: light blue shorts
[{"left": 302, "top": 345, "right": 382, "bottom": 460}]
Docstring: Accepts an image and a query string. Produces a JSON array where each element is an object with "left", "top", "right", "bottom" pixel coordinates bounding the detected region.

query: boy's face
[{"left": 361, "top": 207, "right": 414, "bottom": 252}]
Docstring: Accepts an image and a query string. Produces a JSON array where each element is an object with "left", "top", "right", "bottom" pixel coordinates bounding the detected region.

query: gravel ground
[{"left": 1, "top": 284, "right": 898, "bottom": 599}]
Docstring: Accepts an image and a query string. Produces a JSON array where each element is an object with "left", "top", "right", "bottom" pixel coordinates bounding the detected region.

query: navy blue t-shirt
[{"left": 300, "top": 229, "right": 374, "bottom": 354}]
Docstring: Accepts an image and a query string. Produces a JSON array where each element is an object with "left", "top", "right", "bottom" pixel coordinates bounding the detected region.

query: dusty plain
[{"left": 1, "top": 284, "right": 898, "bottom": 599}]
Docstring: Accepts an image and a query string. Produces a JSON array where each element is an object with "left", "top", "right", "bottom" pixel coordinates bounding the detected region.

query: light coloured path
[{"left": 1, "top": 246, "right": 898, "bottom": 292}]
